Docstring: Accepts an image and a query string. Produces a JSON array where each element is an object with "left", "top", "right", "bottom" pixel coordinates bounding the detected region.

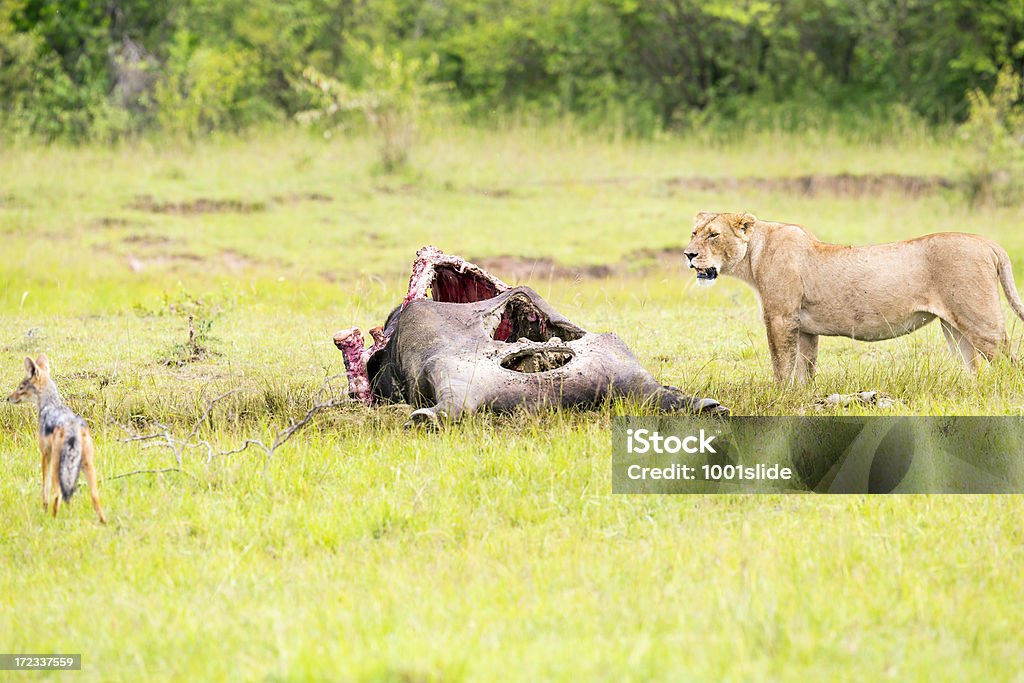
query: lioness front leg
[{"left": 765, "top": 313, "right": 801, "bottom": 382}]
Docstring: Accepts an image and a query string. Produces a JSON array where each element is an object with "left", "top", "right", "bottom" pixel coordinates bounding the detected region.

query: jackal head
[{"left": 8, "top": 354, "right": 51, "bottom": 405}]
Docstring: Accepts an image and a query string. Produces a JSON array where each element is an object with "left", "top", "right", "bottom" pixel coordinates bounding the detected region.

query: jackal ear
[
  {"left": 24, "top": 356, "right": 36, "bottom": 376},
  {"left": 35, "top": 353, "right": 49, "bottom": 374}
]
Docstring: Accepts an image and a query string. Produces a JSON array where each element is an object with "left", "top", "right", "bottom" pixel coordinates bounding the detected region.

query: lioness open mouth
[{"left": 696, "top": 266, "right": 718, "bottom": 281}]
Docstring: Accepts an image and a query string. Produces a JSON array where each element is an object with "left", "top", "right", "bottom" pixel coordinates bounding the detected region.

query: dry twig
[{"left": 108, "top": 377, "right": 350, "bottom": 480}]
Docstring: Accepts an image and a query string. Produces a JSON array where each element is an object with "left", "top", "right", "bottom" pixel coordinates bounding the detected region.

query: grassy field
[{"left": 1, "top": 126, "right": 1024, "bottom": 681}]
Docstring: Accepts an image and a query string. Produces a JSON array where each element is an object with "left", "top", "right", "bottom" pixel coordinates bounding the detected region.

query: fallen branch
[
  {"left": 108, "top": 378, "right": 350, "bottom": 480},
  {"left": 208, "top": 382, "right": 350, "bottom": 475},
  {"left": 106, "top": 467, "right": 190, "bottom": 481}
]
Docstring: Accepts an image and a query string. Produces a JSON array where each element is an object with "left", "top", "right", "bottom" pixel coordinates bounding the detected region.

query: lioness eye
[{"left": 709, "top": 233, "right": 719, "bottom": 239}]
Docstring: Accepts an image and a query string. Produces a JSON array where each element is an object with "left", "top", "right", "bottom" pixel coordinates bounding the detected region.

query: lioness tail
[{"left": 995, "top": 246, "right": 1024, "bottom": 323}]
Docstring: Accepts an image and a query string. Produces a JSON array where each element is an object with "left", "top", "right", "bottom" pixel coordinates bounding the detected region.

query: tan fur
[
  {"left": 46, "top": 427, "right": 63, "bottom": 517},
  {"left": 683, "top": 212, "right": 1024, "bottom": 382},
  {"left": 38, "top": 431, "right": 48, "bottom": 510},
  {"left": 9, "top": 354, "right": 107, "bottom": 523},
  {"left": 81, "top": 427, "right": 107, "bottom": 524}
]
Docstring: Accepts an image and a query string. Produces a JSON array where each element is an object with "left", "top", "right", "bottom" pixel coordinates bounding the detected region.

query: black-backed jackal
[{"left": 7, "top": 354, "right": 107, "bottom": 523}]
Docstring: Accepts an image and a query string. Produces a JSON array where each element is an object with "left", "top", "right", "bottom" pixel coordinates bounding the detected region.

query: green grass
[{"left": 1, "top": 126, "right": 1023, "bottom": 681}]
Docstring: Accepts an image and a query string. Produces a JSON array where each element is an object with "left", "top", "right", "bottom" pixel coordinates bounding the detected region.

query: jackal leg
[
  {"left": 38, "top": 431, "right": 52, "bottom": 510},
  {"left": 81, "top": 429, "right": 107, "bottom": 524},
  {"left": 40, "top": 447, "right": 49, "bottom": 510},
  {"left": 48, "top": 427, "right": 63, "bottom": 518}
]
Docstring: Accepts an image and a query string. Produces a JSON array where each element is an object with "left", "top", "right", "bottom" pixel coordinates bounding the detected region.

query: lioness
[{"left": 683, "top": 212, "right": 1024, "bottom": 382}]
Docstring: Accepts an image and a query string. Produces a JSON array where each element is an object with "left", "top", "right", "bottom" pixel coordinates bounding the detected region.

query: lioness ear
[
  {"left": 694, "top": 211, "right": 715, "bottom": 224},
  {"left": 24, "top": 356, "right": 36, "bottom": 377},
  {"left": 737, "top": 213, "right": 756, "bottom": 233}
]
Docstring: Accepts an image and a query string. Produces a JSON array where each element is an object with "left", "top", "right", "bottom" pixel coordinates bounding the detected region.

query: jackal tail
[{"left": 58, "top": 426, "right": 84, "bottom": 502}]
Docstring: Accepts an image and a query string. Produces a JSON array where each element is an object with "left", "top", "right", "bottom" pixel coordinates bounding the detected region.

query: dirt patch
[
  {"left": 125, "top": 249, "right": 263, "bottom": 274},
  {"left": 527, "top": 176, "right": 642, "bottom": 188},
  {"left": 465, "top": 186, "right": 515, "bottom": 199},
  {"left": 122, "top": 233, "right": 175, "bottom": 246},
  {"left": 486, "top": 172, "right": 953, "bottom": 198},
  {"left": 128, "top": 192, "right": 332, "bottom": 215},
  {"left": 219, "top": 249, "right": 254, "bottom": 273},
  {"left": 127, "top": 252, "right": 203, "bottom": 273},
  {"left": 666, "top": 173, "right": 954, "bottom": 198},
  {"left": 621, "top": 247, "right": 685, "bottom": 273},
  {"left": 373, "top": 183, "right": 418, "bottom": 196},
  {"left": 271, "top": 192, "right": 333, "bottom": 204},
  {"left": 472, "top": 249, "right": 686, "bottom": 283},
  {"left": 129, "top": 194, "right": 267, "bottom": 214},
  {"left": 93, "top": 216, "right": 140, "bottom": 228},
  {"left": 472, "top": 255, "right": 614, "bottom": 281}
]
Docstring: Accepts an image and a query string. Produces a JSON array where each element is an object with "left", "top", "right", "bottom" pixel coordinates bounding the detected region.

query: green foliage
[
  {"left": 434, "top": 0, "right": 1024, "bottom": 134},
  {"left": 960, "top": 65, "right": 1024, "bottom": 205},
  {"left": 153, "top": 32, "right": 270, "bottom": 138},
  {"left": 300, "top": 45, "right": 450, "bottom": 172},
  {"left": 0, "top": 0, "right": 126, "bottom": 140},
  {"left": 159, "top": 313, "right": 216, "bottom": 366},
  {"left": 1, "top": 0, "right": 1024, "bottom": 140}
]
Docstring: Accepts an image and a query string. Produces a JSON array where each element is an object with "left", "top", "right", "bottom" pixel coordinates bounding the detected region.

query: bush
[
  {"left": 2, "top": 0, "right": 1023, "bottom": 142},
  {"left": 299, "top": 45, "right": 450, "bottom": 173},
  {"left": 153, "top": 32, "right": 271, "bottom": 138},
  {"left": 0, "top": 3, "right": 127, "bottom": 141},
  {"left": 959, "top": 65, "right": 1024, "bottom": 206}
]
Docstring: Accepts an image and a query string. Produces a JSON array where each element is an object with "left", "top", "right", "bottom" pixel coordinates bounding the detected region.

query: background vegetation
[{"left": 2, "top": 0, "right": 1023, "bottom": 141}]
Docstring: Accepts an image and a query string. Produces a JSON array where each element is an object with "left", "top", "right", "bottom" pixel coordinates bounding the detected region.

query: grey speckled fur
[{"left": 38, "top": 394, "right": 86, "bottom": 500}]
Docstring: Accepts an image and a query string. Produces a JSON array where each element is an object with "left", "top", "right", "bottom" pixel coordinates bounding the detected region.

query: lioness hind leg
[
  {"left": 967, "top": 333, "right": 1004, "bottom": 365},
  {"left": 940, "top": 319, "right": 1001, "bottom": 372},
  {"left": 797, "top": 332, "right": 819, "bottom": 382},
  {"left": 940, "top": 320, "right": 971, "bottom": 369}
]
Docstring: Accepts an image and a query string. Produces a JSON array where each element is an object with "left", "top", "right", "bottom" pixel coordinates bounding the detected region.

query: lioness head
[{"left": 683, "top": 212, "right": 756, "bottom": 285}]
